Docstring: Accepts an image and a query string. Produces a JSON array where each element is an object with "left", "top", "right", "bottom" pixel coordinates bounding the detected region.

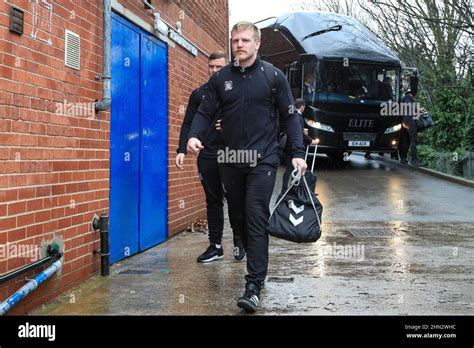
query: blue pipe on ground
[{"left": 0, "top": 260, "right": 62, "bottom": 316}]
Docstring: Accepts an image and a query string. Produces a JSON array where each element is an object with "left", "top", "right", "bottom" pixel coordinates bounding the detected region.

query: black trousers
[
  {"left": 219, "top": 163, "right": 277, "bottom": 288},
  {"left": 399, "top": 123, "right": 418, "bottom": 161},
  {"left": 197, "top": 157, "right": 240, "bottom": 245}
]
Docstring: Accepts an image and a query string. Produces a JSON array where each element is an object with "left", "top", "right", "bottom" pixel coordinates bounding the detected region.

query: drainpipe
[
  {"left": 95, "top": 0, "right": 112, "bottom": 113},
  {"left": 92, "top": 213, "right": 110, "bottom": 276},
  {"left": 0, "top": 260, "right": 62, "bottom": 316}
]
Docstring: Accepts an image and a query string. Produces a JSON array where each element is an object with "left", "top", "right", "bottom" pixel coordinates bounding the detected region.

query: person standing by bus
[{"left": 399, "top": 89, "right": 420, "bottom": 166}]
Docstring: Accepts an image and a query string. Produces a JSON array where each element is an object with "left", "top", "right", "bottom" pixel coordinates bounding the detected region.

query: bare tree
[{"left": 359, "top": 0, "right": 472, "bottom": 103}]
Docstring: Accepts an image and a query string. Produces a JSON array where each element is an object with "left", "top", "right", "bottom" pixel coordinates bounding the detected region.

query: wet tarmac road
[{"left": 33, "top": 153, "right": 473, "bottom": 315}]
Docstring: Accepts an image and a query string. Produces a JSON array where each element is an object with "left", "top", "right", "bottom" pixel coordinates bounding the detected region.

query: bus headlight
[
  {"left": 305, "top": 118, "right": 335, "bottom": 132},
  {"left": 384, "top": 124, "right": 402, "bottom": 134}
]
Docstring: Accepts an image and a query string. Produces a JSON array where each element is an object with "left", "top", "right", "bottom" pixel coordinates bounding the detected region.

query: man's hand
[
  {"left": 215, "top": 119, "right": 222, "bottom": 131},
  {"left": 187, "top": 137, "right": 204, "bottom": 155},
  {"left": 292, "top": 157, "right": 308, "bottom": 175},
  {"left": 175, "top": 153, "right": 185, "bottom": 170}
]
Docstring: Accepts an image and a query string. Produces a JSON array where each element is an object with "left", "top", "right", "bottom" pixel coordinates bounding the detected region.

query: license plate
[{"left": 348, "top": 141, "right": 370, "bottom": 147}]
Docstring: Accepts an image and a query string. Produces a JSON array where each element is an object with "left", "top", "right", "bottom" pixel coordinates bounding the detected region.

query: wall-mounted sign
[
  {"left": 31, "top": 0, "right": 53, "bottom": 45},
  {"left": 168, "top": 29, "right": 198, "bottom": 57}
]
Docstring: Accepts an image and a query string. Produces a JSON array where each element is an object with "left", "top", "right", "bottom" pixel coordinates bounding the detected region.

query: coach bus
[{"left": 256, "top": 12, "right": 418, "bottom": 162}]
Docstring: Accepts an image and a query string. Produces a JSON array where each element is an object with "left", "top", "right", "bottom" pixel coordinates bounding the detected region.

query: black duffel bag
[
  {"left": 416, "top": 110, "right": 434, "bottom": 132},
  {"left": 267, "top": 166, "right": 323, "bottom": 243}
]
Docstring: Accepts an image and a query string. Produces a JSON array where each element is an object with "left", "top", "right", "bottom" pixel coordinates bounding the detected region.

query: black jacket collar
[{"left": 232, "top": 56, "right": 261, "bottom": 73}]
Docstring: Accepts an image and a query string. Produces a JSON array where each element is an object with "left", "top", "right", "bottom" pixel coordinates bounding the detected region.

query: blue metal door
[
  {"left": 139, "top": 35, "right": 168, "bottom": 250},
  {"left": 110, "top": 14, "right": 168, "bottom": 264},
  {"left": 110, "top": 15, "right": 140, "bottom": 263}
]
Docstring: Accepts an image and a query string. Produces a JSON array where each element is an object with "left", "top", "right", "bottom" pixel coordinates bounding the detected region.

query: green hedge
[{"left": 417, "top": 144, "right": 465, "bottom": 176}]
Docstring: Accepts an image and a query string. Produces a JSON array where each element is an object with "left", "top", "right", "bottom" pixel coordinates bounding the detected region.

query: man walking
[
  {"left": 399, "top": 89, "right": 420, "bottom": 166},
  {"left": 187, "top": 22, "right": 307, "bottom": 312},
  {"left": 176, "top": 51, "right": 246, "bottom": 263}
]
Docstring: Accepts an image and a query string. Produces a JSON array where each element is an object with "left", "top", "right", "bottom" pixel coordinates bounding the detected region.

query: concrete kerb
[{"left": 372, "top": 154, "right": 474, "bottom": 188}]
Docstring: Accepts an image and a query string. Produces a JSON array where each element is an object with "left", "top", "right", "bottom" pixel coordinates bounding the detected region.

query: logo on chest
[{"left": 224, "top": 80, "right": 233, "bottom": 92}]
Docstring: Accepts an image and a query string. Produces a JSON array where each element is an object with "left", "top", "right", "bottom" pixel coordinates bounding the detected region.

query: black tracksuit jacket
[
  {"left": 177, "top": 83, "right": 219, "bottom": 159},
  {"left": 188, "top": 57, "right": 305, "bottom": 167}
]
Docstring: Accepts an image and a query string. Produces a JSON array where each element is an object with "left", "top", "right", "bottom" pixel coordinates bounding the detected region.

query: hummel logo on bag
[
  {"left": 289, "top": 214, "right": 304, "bottom": 226},
  {"left": 288, "top": 199, "right": 304, "bottom": 214}
]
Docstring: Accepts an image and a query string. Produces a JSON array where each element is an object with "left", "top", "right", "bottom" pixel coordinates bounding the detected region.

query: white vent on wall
[{"left": 65, "top": 29, "right": 80, "bottom": 70}]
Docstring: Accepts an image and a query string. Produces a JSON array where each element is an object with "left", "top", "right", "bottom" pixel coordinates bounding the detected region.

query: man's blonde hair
[{"left": 231, "top": 21, "right": 261, "bottom": 41}]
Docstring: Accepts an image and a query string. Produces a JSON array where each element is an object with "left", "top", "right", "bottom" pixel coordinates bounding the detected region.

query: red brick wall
[{"left": 0, "top": 0, "right": 228, "bottom": 314}]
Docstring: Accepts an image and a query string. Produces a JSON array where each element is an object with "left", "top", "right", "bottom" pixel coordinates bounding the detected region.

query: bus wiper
[{"left": 302, "top": 25, "right": 342, "bottom": 41}]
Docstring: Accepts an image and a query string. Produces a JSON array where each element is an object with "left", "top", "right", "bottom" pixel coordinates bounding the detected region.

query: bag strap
[
  {"left": 311, "top": 145, "right": 317, "bottom": 172},
  {"left": 303, "top": 174, "right": 322, "bottom": 230},
  {"left": 261, "top": 60, "right": 283, "bottom": 134},
  {"left": 268, "top": 166, "right": 301, "bottom": 220},
  {"left": 304, "top": 145, "right": 319, "bottom": 173},
  {"left": 260, "top": 60, "right": 277, "bottom": 104}
]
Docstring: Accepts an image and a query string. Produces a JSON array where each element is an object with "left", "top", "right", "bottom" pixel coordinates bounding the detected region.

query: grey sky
[{"left": 229, "top": 0, "right": 316, "bottom": 26}]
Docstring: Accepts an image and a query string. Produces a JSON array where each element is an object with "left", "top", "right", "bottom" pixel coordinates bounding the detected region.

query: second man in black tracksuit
[{"left": 187, "top": 21, "right": 307, "bottom": 313}]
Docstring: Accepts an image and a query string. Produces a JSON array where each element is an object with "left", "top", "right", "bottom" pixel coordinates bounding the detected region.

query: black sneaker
[
  {"left": 410, "top": 160, "right": 421, "bottom": 167},
  {"left": 400, "top": 158, "right": 408, "bottom": 164},
  {"left": 197, "top": 244, "right": 224, "bottom": 263},
  {"left": 233, "top": 241, "right": 246, "bottom": 261},
  {"left": 237, "top": 282, "right": 260, "bottom": 313}
]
